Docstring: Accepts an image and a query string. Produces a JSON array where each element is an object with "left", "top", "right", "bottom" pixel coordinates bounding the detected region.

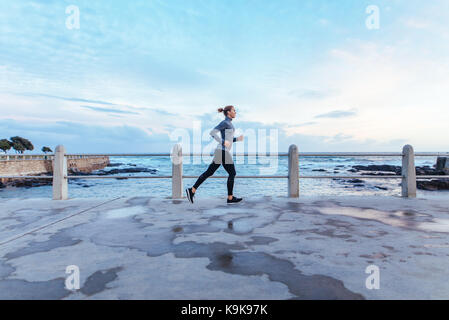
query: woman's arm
[
  {"left": 235, "top": 135, "right": 244, "bottom": 142},
  {"left": 210, "top": 121, "right": 226, "bottom": 146}
]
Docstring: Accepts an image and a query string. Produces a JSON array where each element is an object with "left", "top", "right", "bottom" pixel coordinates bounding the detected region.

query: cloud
[
  {"left": 314, "top": 109, "right": 357, "bottom": 119},
  {"left": 0, "top": 118, "right": 170, "bottom": 153},
  {"left": 0, "top": 113, "right": 420, "bottom": 154},
  {"left": 403, "top": 18, "right": 430, "bottom": 29},
  {"left": 2, "top": 1, "right": 449, "bottom": 152},
  {"left": 80, "top": 105, "right": 140, "bottom": 115},
  {"left": 288, "top": 89, "right": 334, "bottom": 100},
  {"left": 20, "top": 93, "right": 121, "bottom": 106},
  {"left": 283, "top": 122, "right": 318, "bottom": 137}
]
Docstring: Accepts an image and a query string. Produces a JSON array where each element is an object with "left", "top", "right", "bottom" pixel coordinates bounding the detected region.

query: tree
[
  {"left": 10, "top": 136, "right": 34, "bottom": 154},
  {"left": 12, "top": 142, "right": 25, "bottom": 154},
  {"left": 0, "top": 139, "right": 12, "bottom": 154},
  {"left": 42, "top": 146, "right": 53, "bottom": 153}
]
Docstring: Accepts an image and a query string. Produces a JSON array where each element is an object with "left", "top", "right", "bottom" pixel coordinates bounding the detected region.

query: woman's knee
[
  {"left": 202, "top": 170, "right": 213, "bottom": 178},
  {"left": 223, "top": 163, "right": 236, "bottom": 177}
]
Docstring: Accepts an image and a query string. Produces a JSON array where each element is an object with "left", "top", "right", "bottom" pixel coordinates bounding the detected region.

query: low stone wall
[
  {"left": 0, "top": 160, "right": 53, "bottom": 177},
  {"left": 0, "top": 156, "right": 109, "bottom": 184},
  {"left": 67, "top": 157, "right": 110, "bottom": 173}
]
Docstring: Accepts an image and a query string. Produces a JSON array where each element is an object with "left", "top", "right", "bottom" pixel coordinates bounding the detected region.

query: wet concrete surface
[
  {"left": 0, "top": 278, "right": 70, "bottom": 299},
  {"left": 0, "top": 195, "right": 448, "bottom": 299},
  {"left": 81, "top": 267, "right": 123, "bottom": 296}
]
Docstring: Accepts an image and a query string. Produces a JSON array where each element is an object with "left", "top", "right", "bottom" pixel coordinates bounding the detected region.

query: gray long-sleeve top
[{"left": 210, "top": 116, "right": 237, "bottom": 151}]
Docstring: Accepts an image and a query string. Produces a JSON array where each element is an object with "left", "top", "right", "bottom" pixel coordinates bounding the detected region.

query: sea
[{"left": 1, "top": 155, "right": 448, "bottom": 199}]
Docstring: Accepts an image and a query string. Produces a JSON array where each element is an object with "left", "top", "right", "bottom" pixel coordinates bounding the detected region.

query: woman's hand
[
  {"left": 237, "top": 135, "right": 244, "bottom": 142},
  {"left": 224, "top": 141, "right": 231, "bottom": 148}
]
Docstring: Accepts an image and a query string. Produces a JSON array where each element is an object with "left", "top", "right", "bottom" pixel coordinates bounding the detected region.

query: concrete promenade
[{"left": 0, "top": 195, "right": 448, "bottom": 299}]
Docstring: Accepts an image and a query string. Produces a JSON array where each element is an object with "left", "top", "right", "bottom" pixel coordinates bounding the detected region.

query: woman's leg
[
  {"left": 223, "top": 161, "right": 236, "bottom": 196},
  {"left": 192, "top": 161, "right": 220, "bottom": 191}
]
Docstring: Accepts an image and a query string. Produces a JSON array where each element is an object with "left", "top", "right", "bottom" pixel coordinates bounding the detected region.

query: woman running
[{"left": 186, "top": 105, "right": 244, "bottom": 204}]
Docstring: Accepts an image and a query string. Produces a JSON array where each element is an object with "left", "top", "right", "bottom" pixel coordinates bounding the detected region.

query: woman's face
[{"left": 228, "top": 107, "right": 237, "bottom": 119}]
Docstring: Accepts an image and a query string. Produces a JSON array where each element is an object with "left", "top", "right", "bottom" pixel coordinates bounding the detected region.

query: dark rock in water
[
  {"left": 374, "top": 186, "right": 388, "bottom": 190},
  {"left": 415, "top": 166, "right": 446, "bottom": 176},
  {"left": 106, "top": 163, "right": 124, "bottom": 167},
  {"left": 333, "top": 178, "right": 365, "bottom": 188},
  {"left": 127, "top": 163, "right": 137, "bottom": 167},
  {"left": 7, "top": 176, "right": 52, "bottom": 188},
  {"left": 351, "top": 164, "right": 445, "bottom": 176},
  {"left": 172, "top": 226, "right": 183, "bottom": 233},
  {"left": 312, "top": 169, "right": 327, "bottom": 172},
  {"left": 336, "top": 165, "right": 345, "bottom": 168},
  {"left": 436, "top": 157, "right": 449, "bottom": 174},
  {"left": 74, "top": 166, "right": 158, "bottom": 176},
  {"left": 347, "top": 169, "right": 357, "bottom": 173},
  {"left": 3, "top": 165, "right": 157, "bottom": 189},
  {"left": 69, "top": 168, "right": 92, "bottom": 176},
  {"left": 352, "top": 165, "right": 401, "bottom": 174},
  {"left": 417, "top": 179, "right": 449, "bottom": 191},
  {"left": 347, "top": 179, "right": 364, "bottom": 184},
  {"left": 334, "top": 171, "right": 339, "bottom": 173},
  {"left": 96, "top": 167, "right": 157, "bottom": 175}
]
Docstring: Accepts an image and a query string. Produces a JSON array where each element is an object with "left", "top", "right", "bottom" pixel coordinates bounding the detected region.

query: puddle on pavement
[
  {"left": 417, "top": 219, "right": 449, "bottom": 233},
  {"left": 209, "top": 218, "right": 256, "bottom": 234},
  {"left": 80, "top": 267, "right": 123, "bottom": 296},
  {"left": 228, "top": 219, "right": 254, "bottom": 234},
  {"left": 202, "top": 208, "right": 251, "bottom": 217},
  {"left": 317, "top": 205, "right": 449, "bottom": 233},
  {"left": 0, "top": 278, "right": 71, "bottom": 299},
  {"left": 103, "top": 206, "right": 148, "bottom": 219},
  {"left": 168, "top": 241, "right": 364, "bottom": 299},
  {"left": 4, "top": 233, "right": 82, "bottom": 260}
]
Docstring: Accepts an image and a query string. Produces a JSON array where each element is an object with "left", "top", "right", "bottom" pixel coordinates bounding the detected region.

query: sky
[{"left": 1, "top": 0, "right": 448, "bottom": 153}]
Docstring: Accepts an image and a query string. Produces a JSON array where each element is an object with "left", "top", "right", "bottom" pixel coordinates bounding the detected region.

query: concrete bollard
[
  {"left": 53, "top": 145, "right": 68, "bottom": 200},
  {"left": 401, "top": 144, "right": 416, "bottom": 198},
  {"left": 288, "top": 144, "right": 299, "bottom": 198},
  {"left": 171, "top": 144, "right": 183, "bottom": 199}
]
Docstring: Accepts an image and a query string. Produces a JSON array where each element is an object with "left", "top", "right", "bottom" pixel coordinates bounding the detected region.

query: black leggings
[{"left": 193, "top": 152, "right": 236, "bottom": 196}]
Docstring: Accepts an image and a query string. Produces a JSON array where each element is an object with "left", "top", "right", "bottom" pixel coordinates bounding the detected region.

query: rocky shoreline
[
  {"left": 1, "top": 160, "right": 447, "bottom": 191},
  {"left": 340, "top": 164, "right": 449, "bottom": 191},
  {"left": 0, "top": 162, "right": 158, "bottom": 189}
]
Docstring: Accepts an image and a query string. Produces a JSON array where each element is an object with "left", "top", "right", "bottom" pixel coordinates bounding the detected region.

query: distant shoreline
[
  {"left": 0, "top": 156, "right": 110, "bottom": 189},
  {"left": 1, "top": 159, "right": 448, "bottom": 192}
]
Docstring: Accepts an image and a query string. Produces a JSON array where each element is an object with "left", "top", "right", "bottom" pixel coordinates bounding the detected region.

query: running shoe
[
  {"left": 227, "top": 196, "right": 242, "bottom": 204},
  {"left": 186, "top": 188, "right": 195, "bottom": 204}
]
